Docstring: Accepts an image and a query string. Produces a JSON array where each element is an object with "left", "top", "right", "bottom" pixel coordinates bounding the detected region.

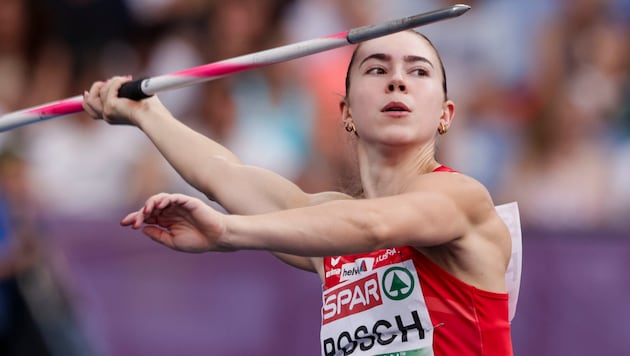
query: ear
[
  {"left": 339, "top": 99, "right": 352, "bottom": 122},
  {"left": 439, "top": 100, "right": 455, "bottom": 129}
]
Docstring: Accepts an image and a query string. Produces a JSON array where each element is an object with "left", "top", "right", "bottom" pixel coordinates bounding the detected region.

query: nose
[
  {"left": 387, "top": 73, "right": 407, "bottom": 93},
  {"left": 388, "top": 82, "right": 406, "bottom": 92}
]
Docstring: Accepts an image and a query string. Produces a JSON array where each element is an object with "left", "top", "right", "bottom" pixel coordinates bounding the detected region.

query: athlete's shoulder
[
  {"left": 411, "top": 166, "right": 497, "bottom": 222},
  {"left": 415, "top": 165, "right": 489, "bottom": 195}
]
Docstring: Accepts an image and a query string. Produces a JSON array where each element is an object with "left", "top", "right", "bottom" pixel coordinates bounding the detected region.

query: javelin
[{"left": 0, "top": 4, "right": 470, "bottom": 132}]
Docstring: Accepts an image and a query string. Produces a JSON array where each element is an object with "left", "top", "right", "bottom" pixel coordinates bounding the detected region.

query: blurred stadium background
[{"left": 0, "top": 0, "right": 628, "bottom": 355}]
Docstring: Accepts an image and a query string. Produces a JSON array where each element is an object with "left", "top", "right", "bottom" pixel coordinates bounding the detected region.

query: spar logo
[
  {"left": 322, "top": 274, "right": 382, "bottom": 325},
  {"left": 381, "top": 266, "right": 414, "bottom": 301}
]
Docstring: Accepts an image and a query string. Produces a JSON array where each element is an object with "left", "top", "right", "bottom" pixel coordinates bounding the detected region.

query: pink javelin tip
[
  {"left": 175, "top": 62, "right": 264, "bottom": 78},
  {"left": 27, "top": 99, "right": 84, "bottom": 117}
]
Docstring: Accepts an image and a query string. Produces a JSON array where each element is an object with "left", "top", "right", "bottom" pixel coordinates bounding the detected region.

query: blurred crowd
[
  {"left": 0, "top": 0, "right": 628, "bottom": 353},
  {"left": 0, "top": 0, "right": 628, "bottom": 228}
]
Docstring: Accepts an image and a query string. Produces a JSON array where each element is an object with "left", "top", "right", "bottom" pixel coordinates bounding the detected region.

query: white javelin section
[
  {"left": 141, "top": 36, "right": 350, "bottom": 96},
  {"left": 0, "top": 95, "right": 84, "bottom": 132}
]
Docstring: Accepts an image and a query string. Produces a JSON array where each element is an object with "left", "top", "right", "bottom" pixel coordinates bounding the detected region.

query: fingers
[
  {"left": 120, "top": 210, "right": 143, "bottom": 228},
  {"left": 100, "top": 76, "right": 133, "bottom": 123},
  {"left": 99, "top": 76, "right": 131, "bottom": 104},
  {"left": 82, "top": 75, "right": 133, "bottom": 123},
  {"left": 142, "top": 192, "right": 172, "bottom": 216},
  {"left": 82, "top": 81, "right": 106, "bottom": 119},
  {"left": 120, "top": 192, "right": 178, "bottom": 228}
]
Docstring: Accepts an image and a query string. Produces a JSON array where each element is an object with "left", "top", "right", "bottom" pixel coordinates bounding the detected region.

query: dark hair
[{"left": 344, "top": 30, "right": 448, "bottom": 100}]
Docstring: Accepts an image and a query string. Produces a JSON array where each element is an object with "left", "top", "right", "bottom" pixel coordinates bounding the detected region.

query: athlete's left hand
[{"left": 122, "top": 193, "right": 230, "bottom": 253}]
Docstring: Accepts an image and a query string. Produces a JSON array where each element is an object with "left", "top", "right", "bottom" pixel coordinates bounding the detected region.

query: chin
[{"left": 373, "top": 131, "right": 419, "bottom": 147}]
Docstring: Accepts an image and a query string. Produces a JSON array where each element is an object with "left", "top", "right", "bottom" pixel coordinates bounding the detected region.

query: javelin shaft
[{"left": 0, "top": 4, "right": 470, "bottom": 132}]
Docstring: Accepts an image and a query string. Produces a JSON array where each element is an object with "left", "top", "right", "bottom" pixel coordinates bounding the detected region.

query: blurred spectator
[
  {"left": 0, "top": 150, "right": 49, "bottom": 355},
  {"left": 0, "top": 0, "right": 72, "bottom": 147},
  {"left": 496, "top": 0, "right": 629, "bottom": 229},
  {"left": 0, "top": 150, "right": 93, "bottom": 356},
  {"left": 16, "top": 0, "right": 199, "bottom": 219},
  {"left": 192, "top": 0, "right": 315, "bottom": 186},
  {"left": 0, "top": 0, "right": 30, "bottom": 116},
  {"left": 497, "top": 93, "right": 614, "bottom": 230}
]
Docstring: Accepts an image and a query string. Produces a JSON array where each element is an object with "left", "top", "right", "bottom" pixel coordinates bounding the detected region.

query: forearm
[
  {"left": 136, "top": 107, "right": 238, "bottom": 196},
  {"left": 134, "top": 104, "right": 314, "bottom": 215},
  {"left": 222, "top": 199, "right": 386, "bottom": 257},
  {"left": 220, "top": 191, "right": 469, "bottom": 257}
]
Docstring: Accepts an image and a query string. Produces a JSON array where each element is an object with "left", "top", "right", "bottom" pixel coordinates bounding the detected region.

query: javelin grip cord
[{"left": 117, "top": 77, "right": 151, "bottom": 101}]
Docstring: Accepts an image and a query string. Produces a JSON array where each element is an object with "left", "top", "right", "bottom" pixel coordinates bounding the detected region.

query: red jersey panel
[{"left": 322, "top": 247, "right": 513, "bottom": 355}]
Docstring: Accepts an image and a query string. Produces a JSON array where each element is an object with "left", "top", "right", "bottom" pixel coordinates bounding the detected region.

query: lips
[{"left": 381, "top": 101, "right": 410, "bottom": 112}]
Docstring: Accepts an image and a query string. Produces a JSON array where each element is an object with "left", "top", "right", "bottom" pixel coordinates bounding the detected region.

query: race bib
[{"left": 321, "top": 259, "right": 434, "bottom": 356}]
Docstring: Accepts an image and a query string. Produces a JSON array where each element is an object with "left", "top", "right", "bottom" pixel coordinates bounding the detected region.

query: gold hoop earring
[
  {"left": 344, "top": 121, "right": 358, "bottom": 136},
  {"left": 438, "top": 122, "right": 448, "bottom": 135}
]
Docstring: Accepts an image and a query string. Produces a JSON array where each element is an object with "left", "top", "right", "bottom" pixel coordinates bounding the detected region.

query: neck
[{"left": 357, "top": 142, "right": 440, "bottom": 198}]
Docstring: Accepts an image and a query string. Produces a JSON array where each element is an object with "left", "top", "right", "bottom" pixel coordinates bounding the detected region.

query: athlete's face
[{"left": 342, "top": 31, "right": 454, "bottom": 147}]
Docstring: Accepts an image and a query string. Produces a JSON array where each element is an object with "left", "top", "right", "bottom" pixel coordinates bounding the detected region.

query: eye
[
  {"left": 410, "top": 68, "right": 429, "bottom": 76},
  {"left": 366, "top": 67, "right": 386, "bottom": 75}
]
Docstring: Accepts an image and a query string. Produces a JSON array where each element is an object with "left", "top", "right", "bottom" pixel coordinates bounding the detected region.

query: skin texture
[{"left": 83, "top": 31, "right": 511, "bottom": 293}]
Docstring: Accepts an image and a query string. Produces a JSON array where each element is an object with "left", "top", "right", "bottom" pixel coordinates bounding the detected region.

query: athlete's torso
[
  {"left": 319, "top": 165, "right": 513, "bottom": 355},
  {"left": 320, "top": 247, "right": 513, "bottom": 356}
]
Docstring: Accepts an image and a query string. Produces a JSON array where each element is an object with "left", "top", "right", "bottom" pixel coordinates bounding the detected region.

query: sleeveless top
[{"left": 319, "top": 165, "right": 513, "bottom": 356}]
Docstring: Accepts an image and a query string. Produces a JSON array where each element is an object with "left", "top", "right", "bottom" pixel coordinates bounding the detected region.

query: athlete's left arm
[{"left": 222, "top": 172, "right": 498, "bottom": 257}]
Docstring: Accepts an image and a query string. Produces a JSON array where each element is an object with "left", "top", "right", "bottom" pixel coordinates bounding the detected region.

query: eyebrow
[{"left": 358, "top": 53, "right": 435, "bottom": 69}]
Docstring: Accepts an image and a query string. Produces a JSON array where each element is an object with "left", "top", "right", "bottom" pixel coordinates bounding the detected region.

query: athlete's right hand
[{"left": 82, "top": 76, "right": 168, "bottom": 127}]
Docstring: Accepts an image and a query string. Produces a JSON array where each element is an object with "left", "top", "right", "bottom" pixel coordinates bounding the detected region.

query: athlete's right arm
[
  {"left": 84, "top": 76, "right": 350, "bottom": 275},
  {"left": 139, "top": 110, "right": 352, "bottom": 276}
]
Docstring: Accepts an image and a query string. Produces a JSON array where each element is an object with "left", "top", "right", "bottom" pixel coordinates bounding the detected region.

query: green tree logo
[{"left": 382, "top": 267, "right": 415, "bottom": 301}]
